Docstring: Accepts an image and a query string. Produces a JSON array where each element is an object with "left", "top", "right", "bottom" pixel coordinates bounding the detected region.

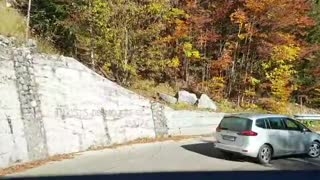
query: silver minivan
[{"left": 214, "top": 114, "right": 320, "bottom": 164}]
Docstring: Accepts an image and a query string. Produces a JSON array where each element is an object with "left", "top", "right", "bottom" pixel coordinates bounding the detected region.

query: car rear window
[{"left": 219, "top": 117, "right": 252, "bottom": 132}]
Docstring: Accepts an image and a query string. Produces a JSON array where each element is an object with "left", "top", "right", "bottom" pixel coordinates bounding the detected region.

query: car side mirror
[{"left": 302, "top": 128, "right": 308, "bottom": 133}]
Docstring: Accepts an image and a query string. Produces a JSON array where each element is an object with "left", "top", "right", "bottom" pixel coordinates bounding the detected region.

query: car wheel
[
  {"left": 257, "top": 144, "right": 272, "bottom": 164},
  {"left": 308, "top": 141, "right": 320, "bottom": 158}
]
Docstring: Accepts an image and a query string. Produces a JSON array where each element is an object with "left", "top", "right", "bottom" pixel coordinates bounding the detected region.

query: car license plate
[{"left": 222, "top": 135, "right": 236, "bottom": 141}]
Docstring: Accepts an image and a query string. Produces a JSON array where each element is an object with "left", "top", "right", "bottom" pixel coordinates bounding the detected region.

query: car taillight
[
  {"left": 239, "top": 131, "right": 258, "bottom": 136},
  {"left": 216, "top": 127, "right": 221, "bottom": 132}
]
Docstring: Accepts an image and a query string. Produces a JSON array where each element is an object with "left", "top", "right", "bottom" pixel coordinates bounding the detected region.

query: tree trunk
[
  {"left": 123, "top": 26, "right": 129, "bottom": 82},
  {"left": 89, "top": 0, "right": 95, "bottom": 70},
  {"left": 228, "top": 25, "right": 242, "bottom": 97},
  {"left": 202, "top": 65, "right": 205, "bottom": 90},
  {"left": 25, "top": 0, "right": 32, "bottom": 42},
  {"left": 185, "top": 58, "right": 189, "bottom": 84}
]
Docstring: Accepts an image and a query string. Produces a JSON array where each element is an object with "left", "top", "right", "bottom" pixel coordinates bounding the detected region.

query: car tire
[
  {"left": 308, "top": 141, "right": 320, "bottom": 158},
  {"left": 257, "top": 144, "right": 272, "bottom": 165}
]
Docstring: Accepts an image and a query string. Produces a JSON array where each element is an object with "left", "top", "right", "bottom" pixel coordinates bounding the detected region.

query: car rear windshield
[{"left": 219, "top": 117, "right": 252, "bottom": 132}]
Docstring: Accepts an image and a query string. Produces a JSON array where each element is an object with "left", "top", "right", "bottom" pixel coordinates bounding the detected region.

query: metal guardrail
[{"left": 294, "top": 114, "right": 320, "bottom": 121}]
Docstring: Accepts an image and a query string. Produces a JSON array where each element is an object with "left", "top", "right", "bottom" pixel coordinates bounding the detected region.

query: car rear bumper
[{"left": 214, "top": 142, "right": 259, "bottom": 158}]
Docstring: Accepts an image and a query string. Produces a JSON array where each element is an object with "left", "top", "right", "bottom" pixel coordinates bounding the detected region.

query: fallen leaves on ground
[
  {"left": 0, "top": 154, "right": 75, "bottom": 176},
  {"left": 0, "top": 135, "right": 205, "bottom": 176}
]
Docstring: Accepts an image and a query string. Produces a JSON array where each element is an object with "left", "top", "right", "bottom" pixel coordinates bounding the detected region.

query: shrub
[
  {"left": 155, "top": 83, "right": 177, "bottom": 96},
  {"left": 257, "top": 98, "right": 287, "bottom": 114},
  {"left": 218, "top": 99, "right": 237, "bottom": 113},
  {"left": 36, "top": 37, "right": 60, "bottom": 55},
  {"left": 197, "top": 77, "right": 225, "bottom": 101},
  {"left": 130, "top": 79, "right": 157, "bottom": 97},
  {"left": 310, "top": 98, "right": 320, "bottom": 108}
]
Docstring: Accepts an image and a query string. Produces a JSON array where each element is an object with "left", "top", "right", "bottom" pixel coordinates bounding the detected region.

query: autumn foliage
[{"left": 16, "top": 0, "right": 320, "bottom": 111}]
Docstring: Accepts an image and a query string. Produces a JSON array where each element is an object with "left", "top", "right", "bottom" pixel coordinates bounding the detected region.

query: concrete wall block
[
  {"left": 13, "top": 48, "right": 48, "bottom": 163},
  {"left": 31, "top": 55, "right": 157, "bottom": 156},
  {"left": 0, "top": 134, "right": 15, "bottom": 168},
  {"left": 151, "top": 102, "right": 168, "bottom": 137},
  {"left": 164, "top": 110, "right": 224, "bottom": 136}
]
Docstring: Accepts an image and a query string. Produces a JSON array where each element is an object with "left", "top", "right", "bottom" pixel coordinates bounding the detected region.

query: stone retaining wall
[
  {"left": 13, "top": 48, "right": 48, "bottom": 162},
  {"left": 0, "top": 36, "right": 224, "bottom": 168},
  {"left": 0, "top": 45, "right": 28, "bottom": 168}
]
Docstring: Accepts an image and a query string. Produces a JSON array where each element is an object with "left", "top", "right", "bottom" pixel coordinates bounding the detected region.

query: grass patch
[
  {"left": 169, "top": 103, "right": 219, "bottom": 112},
  {"left": 169, "top": 103, "right": 198, "bottom": 111},
  {"left": 217, "top": 99, "right": 238, "bottom": 113},
  {"left": 286, "top": 103, "right": 320, "bottom": 116},
  {"left": 0, "top": 1, "right": 26, "bottom": 40},
  {"left": 130, "top": 79, "right": 177, "bottom": 98},
  {"left": 36, "top": 37, "right": 60, "bottom": 54},
  {"left": 130, "top": 79, "right": 319, "bottom": 114},
  {"left": 217, "top": 99, "right": 267, "bottom": 114},
  {"left": 218, "top": 99, "right": 319, "bottom": 115},
  {"left": 0, "top": 2, "right": 59, "bottom": 54}
]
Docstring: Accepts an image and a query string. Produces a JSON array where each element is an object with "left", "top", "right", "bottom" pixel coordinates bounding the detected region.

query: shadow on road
[
  {"left": 181, "top": 142, "right": 254, "bottom": 163},
  {"left": 271, "top": 156, "right": 320, "bottom": 170},
  {"left": 181, "top": 142, "right": 320, "bottom": 170}
]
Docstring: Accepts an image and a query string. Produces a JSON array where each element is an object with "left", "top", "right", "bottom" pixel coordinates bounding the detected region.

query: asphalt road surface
[{"left": 9, "top": 137, "right": 320, "bottom": 178}]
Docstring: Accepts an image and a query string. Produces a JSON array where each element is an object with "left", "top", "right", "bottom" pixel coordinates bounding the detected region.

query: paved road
[{"left": 9, "top": 137, "right": 320, "bottom": 177}]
